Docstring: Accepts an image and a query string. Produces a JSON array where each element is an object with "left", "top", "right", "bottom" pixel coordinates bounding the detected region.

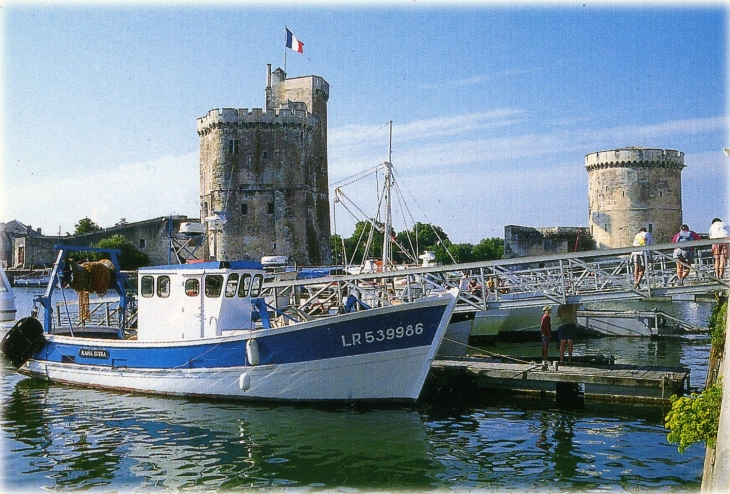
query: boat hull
[
  {"left": 18, "top": 294, "right": 457, "bottom": 402},
  {"left": 0, "top": 266, "right": 16, "bottom": 323}
]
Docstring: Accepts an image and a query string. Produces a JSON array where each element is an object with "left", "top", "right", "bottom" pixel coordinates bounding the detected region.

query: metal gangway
[{"left": 260, "top": 239, "right": 730, "bottom": 318}]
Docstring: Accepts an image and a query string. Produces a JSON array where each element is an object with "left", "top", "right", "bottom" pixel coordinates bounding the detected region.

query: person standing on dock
[
  {"left": 557, "top": 304, "right": 578, "bottom": 363},
  {"left": 459, "top": 272, "right": 470, "bottom": 292},
  {"left": 672, "top": 224, "right": 701, "bottom": 285},
  {"left": 540, "top": 306, "right": 552, "bottom": 361},
  {"left": 631, "top": 227, "right": 654, "bottom": 289},
  {"left": 709, "top": 217, "right": 729, "bottom": 279}
]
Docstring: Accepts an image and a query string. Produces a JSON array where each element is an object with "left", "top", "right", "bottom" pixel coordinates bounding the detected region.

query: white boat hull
[{"left": 22, "top": 345, "right": 434, "bottom": 401}]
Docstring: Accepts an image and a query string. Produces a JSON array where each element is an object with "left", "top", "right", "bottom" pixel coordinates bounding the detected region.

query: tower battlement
[
  {"left": 196, "top": 104, "right": 316, "bottom": 136},
  {"left": 585, "top": 147, "right": 685, "bottom": 171}
]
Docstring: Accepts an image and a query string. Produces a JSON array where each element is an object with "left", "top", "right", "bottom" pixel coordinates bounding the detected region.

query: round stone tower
[
  {"left": 197, "top": 65, "right": 331, "bottom": 265},
  {"left": 585, "top": 147, "right": 685, "bottom": 249}
]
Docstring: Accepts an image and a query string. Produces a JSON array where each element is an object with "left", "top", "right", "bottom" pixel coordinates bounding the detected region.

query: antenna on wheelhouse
[{"left": 382, "top": 121, "right": 393, "bottom": 271}]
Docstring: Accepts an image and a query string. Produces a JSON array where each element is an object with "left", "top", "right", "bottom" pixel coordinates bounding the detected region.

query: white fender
[
  {"left": 238, "top": 373, "right": 251, "bottom": 391},
  {"left": 246, "top": 338, "right": 259, "bottom": 366}
]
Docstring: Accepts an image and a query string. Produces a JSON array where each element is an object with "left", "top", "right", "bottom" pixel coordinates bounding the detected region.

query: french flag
[{"left": 286, "top": 28, "right": 304, "bottom": 53}]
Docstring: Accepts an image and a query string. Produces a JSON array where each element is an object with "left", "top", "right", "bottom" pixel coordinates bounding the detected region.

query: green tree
[
  {"left": 340, "top": 220, "right": 385, "bottom": 266},
  {"left": 91, "top": 234, "right": 150, "bottom": 270},
  {"left": 394, "top": 223, "right": 451, "bottom": 263},
  {"left": 446, "top": 243, "right": 475, "bottom": 264},
  {"left": 72, "top": 217, "right": 102, "bottom": 235},
  {"left": 472, "top": 238, "right": 504, "bottom": 261}
]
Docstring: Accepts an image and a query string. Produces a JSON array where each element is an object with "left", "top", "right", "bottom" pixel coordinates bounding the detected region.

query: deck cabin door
[
  {"left": 182, "top": 276, "right": 204, "bottom": 339},
  {"left": 202, "top": 274, "right": 224, "bottom": 338}
]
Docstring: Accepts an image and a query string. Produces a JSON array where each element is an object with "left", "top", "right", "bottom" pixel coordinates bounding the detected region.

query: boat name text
[
  {"left": 341, "top": 323, "right": 424, "bottom": 347},
  {"left": 79, "top": 348, "right": 110, "bottom": 359}
]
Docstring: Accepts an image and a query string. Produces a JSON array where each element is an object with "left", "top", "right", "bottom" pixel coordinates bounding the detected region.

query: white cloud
[
  {"left": 328, "top": 112, "right": 726, "bottom": 243},
  {"left": 3, "top": 153, "right": 199, "bottom": 234}
]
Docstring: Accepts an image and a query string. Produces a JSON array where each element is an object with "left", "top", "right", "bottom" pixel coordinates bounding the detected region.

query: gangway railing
[{"left": 260, "top": 239, "right": 730, "bottom": 317}]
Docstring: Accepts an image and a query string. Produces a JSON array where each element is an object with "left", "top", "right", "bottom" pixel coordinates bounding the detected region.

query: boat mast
[{"left": 382, "top": 121, "right": 393, "bottom": 271}]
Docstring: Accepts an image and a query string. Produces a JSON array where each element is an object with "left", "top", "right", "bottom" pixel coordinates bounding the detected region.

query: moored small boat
[
  {"left": 1, "top": 245, "right": 458, "bottom": 403},
  {"left": 12, "top": 268, "right": 52, "bottom": 287},
  {"left": 0, "top": 265, "right": 17, "bottom": 323}
]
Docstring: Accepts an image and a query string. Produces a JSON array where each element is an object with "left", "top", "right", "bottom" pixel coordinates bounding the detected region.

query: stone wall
[
  {"left": 504, "top": 225, "right": 593, "bottom": 259},
  {"left": 5, "top": 216, "right": 194, "bottom": 268},
  {"left": 586, "top": 147, "right": 684, "bottom": 248}
]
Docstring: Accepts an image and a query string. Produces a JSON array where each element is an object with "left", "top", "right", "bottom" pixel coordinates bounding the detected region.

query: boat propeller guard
[{"left": 1, "top": 317, "right": 46, "bottom": 368}]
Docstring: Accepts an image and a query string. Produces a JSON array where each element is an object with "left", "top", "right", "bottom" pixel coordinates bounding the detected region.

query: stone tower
[
  {"left": 585, "top": 147, "right": 685, "bottom": 249},
  {"left": 197, "top": 65, "right": 331, "bottom": 265}
]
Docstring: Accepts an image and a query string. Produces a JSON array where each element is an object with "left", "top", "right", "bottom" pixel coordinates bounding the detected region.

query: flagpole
[{"left": 284, "top": 26, "right": 287, "bottom": 73}]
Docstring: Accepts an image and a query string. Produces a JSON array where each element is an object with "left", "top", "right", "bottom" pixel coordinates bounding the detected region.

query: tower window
[
  {"left": 241, "top": 203, "right": 248, "bottom": 215},
  {"left": 262, "top": 151, "right": 268, "bottom": 159},
  {"left": 139, "top": 239, "right": 146, "bottom": 249},
  {"left": 268, "top": 202, "right": 275, "bottom": 215},
  {"left": 229, "top": 140, "right": 239, "bottom": 154},
  {"left": 648, "top": 224, "right": 653, "bottom": 233}
]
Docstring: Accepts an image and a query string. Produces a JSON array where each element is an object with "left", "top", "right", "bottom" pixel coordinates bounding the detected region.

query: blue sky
[{"left": 1, "top": 3, "right": 727, "bottom": 244}]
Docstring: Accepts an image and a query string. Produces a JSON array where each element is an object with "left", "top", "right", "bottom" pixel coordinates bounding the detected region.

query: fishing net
[
  {"left": 66, "top": 259, "right": 115, "bottom": 296},
  {"left": 78, "top": 291, "right": 90, "bottom": 323}
]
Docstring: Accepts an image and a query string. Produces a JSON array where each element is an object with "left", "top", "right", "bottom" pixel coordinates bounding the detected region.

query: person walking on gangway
[
  {"left": 672, "top": 224, "right": 701, "bottom": 286},
  {"left": 709, "top": 218, "right": 729, "bottom": 279},
  {"left": 631, "top": 227, "right": 654, "bottom": 289}
]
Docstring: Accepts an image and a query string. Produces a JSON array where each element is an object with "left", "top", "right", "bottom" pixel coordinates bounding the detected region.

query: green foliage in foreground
[
  {"left": 709, "top": 295, "right": 727, "bottom": 349},
  {"left": 665, "top": 298, "right": 726, "bottom": 453},
  {"left": 665, "top": 379, "right": 723, "bottom": 453}
]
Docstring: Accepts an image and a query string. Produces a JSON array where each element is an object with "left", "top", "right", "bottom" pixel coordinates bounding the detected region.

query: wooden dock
[{"left": 429, "top": 357, "right": 690, "bottom": 406}]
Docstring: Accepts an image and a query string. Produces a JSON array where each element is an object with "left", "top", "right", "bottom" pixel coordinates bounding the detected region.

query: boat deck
[{"left": 429, "top": 356, "right": 690, "bottom": 405}]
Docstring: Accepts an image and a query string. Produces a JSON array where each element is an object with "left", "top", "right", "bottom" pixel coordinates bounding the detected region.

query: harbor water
[{"left": 1, "top": 287, "right": 715, "bottom": 491}]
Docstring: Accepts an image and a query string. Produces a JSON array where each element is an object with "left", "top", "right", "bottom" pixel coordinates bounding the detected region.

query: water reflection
[{"left": 3, "top": 378, "right": 437, "bottom": 490}]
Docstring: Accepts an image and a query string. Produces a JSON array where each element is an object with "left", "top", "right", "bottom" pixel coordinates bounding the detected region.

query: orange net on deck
[{"left": 78, "top": 290, "right": 90, "bottom": 323}]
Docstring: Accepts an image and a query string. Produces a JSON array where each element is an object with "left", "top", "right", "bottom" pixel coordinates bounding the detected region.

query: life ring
[{"left": 1, "top": 317, "right": 46, "bottom": 368}]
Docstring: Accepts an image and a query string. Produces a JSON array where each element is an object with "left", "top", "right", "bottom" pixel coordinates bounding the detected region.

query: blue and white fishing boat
[{"left": 1, "top": 245, "right": 458, "bottom": 403}]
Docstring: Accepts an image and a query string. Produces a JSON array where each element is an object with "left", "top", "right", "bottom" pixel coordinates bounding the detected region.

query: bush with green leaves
[
  {"left": 665, "top": 379, "right": 723, "bottom": 453},
  {"left": 709, "top": 295, "right": 727, "bottom": 349}
]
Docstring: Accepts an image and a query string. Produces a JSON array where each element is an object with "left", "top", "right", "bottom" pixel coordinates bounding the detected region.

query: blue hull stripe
[{"left": 37, "top": 302, "right": 448, "bottom": 369}]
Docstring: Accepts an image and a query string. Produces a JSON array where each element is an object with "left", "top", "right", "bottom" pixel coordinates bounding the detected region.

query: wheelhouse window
[
  {"left": 225, "top": 273, "right": 239, "bottom": 298},
  {"left": 205, "top": 275, "right": 224, "bottom": 298},
  {"left": 140, "top": 276, "right": 154, "bottom": 298},
  {"left": 157, "top": 275, "right": 170, "bottom": 298},
  {"left": 238, "top": 274, "right": 252, "bottom": 297},
  {"left": 250, "top": 274, "right": 263, "bottom": 297},
  {"left": 185, "top": 279, "right": 200, "bottom": 296}
]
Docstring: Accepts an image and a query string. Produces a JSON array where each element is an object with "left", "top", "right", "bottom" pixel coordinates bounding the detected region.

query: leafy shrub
[
  {"left": 709, "top": 295, "right": 727, "bottom": 349},
  {"left": 665, "top": 379, "right": 723, "bottom": 453}
]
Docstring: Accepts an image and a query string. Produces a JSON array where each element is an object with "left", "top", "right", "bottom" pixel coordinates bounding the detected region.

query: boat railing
[{"left": 54, "top": 297, "right": 138, "bottom": 329}]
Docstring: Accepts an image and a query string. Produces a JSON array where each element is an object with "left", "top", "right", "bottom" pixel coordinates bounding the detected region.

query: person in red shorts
[
  {"left": 540, "top": 306, "right": 552, "bottom": 361},
  {"left": 709, "top": 218, "right": 729, "bottom": 279}
]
